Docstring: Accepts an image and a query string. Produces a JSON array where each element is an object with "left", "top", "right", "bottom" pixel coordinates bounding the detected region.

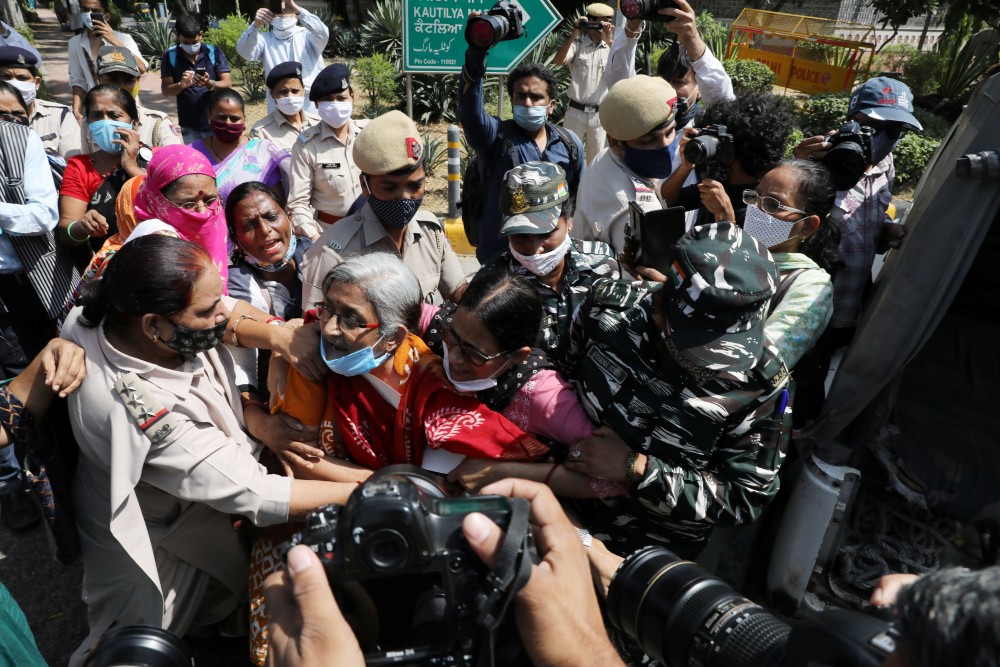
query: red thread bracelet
[{"left": 543, "top": 463, "right": 559, "bottom": 485}]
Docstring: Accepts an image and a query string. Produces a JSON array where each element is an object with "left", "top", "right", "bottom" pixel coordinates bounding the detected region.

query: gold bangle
[{"left": 230, "top": 314, "right": 257, "bottom": 348}]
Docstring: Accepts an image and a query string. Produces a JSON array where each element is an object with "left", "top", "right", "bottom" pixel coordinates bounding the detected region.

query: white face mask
[
  {"left": 318, "top": 100, "right": 353, "bottom": 129},
  {"left": 271, "top": 15, "right": 298, "bottom": 37},
  {"left": 9, "top": 79, "right": 36, "bottom": 107},
  {"left": 275, "top": 95, "right": 305, "bottom": 116},
  {"left": 179, "top": 42, "right": 201, "bottom": 55},
  {"left": 442, "top": 342, "right": 504, "bottom": 392},
  {"left": 81, "top": 12, "right": 94, "bottom": 29},
  {"left": 508, "top": 234, "right": 571, "bottom": 277},
  {"left": 743, "top": 203, "right": 800, "bottom": 248}
]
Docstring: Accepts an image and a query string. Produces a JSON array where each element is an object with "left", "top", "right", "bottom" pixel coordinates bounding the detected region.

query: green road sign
[{"left": 403, "top": 0, "right": 562, "bottom": 75}]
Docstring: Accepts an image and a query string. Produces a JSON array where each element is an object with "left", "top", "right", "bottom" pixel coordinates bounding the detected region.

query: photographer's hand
[
  {"left": 463, "top": 479, "right": 626, "bottom": 667},
  {"left": 264, "top": 545, "right": 365, "bottom": 667},
  {"left": 697, "top": 178, "right": 736, "bottom": 223},
  {"left": 660, "top": 0, "right": 706, "bottom": 61},
  {"left": 793, "top": 133, "right": 833, "bottom": 161}
]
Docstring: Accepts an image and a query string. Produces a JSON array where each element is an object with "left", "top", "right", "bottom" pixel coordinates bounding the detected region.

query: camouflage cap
[
  {"left": 662, "top": 222, "right": 779, "bottom": 373},
  {"left": 499, "top": 162, "right": 570, "bottom": 236},
  {"left": 97, "top": 45, "right": 140, "bottom": 77}
]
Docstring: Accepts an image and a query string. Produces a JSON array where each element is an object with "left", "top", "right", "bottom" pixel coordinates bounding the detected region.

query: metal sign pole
[
  {"left": 498, "top": 75, "right": 505, "bottom": 119},
  {"left": 406, "top": 73, "right": 414, "bottom": 120}
]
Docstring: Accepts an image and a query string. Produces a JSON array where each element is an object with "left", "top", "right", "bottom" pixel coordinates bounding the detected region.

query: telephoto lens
[
  {"left": 607, "top": 546, "right": 790, "bottom": 667},
  {"left": 465, "top": 0, "right": 525, "bottom": 50},
  {"left": 619, "top": 0, "right": 679, "bottom": 21},
  {"left": 88, "top": 625, "right": 194, "bottom": 667}
]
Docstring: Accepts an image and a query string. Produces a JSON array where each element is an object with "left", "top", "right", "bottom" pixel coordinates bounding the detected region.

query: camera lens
[
  {"left": 619, "top": 0, "right": 650, "bottom": 20},
  {"left": 363, "top": 528, "right": 410, "bottom": 572},
  {"left": 89, "top": 625, "right": 193, "bottom": 667},
  {"left": 607, "top": 546, "right": 789, "bottom": 667},
  {"left": 684, "top": 135, "right": 720, "bottom": 166},
  {"left": 823, "top": 141, "right": 868, "bottom": 191},
  {"left": 466, "top": 14, "right": 508, "bottom": 49}
]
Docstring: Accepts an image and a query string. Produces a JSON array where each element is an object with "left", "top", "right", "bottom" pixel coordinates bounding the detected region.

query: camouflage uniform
[
  {"left": 484, "top": 239, "right": 619, "bottom": 375},
  {"left": 567, "top": 224, "right": 792, "bottom": 555}
]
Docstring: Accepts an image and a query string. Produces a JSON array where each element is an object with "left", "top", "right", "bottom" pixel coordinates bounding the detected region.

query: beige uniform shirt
[
  {"left": 29, "top": 98, "right": 82, "bottom": 157},
  {"left": 573, "top": 146, "right": 664, "bottom": 255},
  {"left": 61, "top": 305, "right": 291, "bottom": 665},
  {"left": 81, "top": 105, "right": 182, "bottom": 152},
  {"left": 287, "top": 118, "right": 368, "bottom": 239},
  {"left": 564, "top": 36, "right": 610, "bottom": 106},
  {"left": 300, "top": 203, "right": 467, "bottom": 306},
  {"left": 250, "top": 108, "right": 320, "bottom": 153}
]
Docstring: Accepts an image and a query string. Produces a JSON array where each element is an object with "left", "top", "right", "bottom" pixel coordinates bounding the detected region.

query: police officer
[
  {"left": 92, "top": 45, "right": 181, "bottom": 149},
  {"left": 0, "top": 46, "right": 81, "bottom": 157},
  {"left": 287, "top": 63, "right": 367, "bottom": 240},
  {"left": 553, "top": 2, "right": 614, "bottom": 165},
  {"left": 482, "top": 161, "right": 619, "bottom": 374},
  {"left": 564, "top": 222, "right": 790, "bottom": 557},
  {"left": 573, "top": 75, "right": 677, "bottom": 255},
  {"left": 300, "top": 110, "right": 467, "bottom": 307},
  {"left": 250, "top": 60, "right": 320, "bottom": 152}
]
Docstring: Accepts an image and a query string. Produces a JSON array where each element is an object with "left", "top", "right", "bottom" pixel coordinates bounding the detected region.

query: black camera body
[
  {"left": 578, "top": 18, "right": 604, "bottom": 30},
  {"left": 285, "top": 465, "right": 534, "bottom": 667},
  {"left": 822, "top": 120, "right": 876, "bottom": 191},
  {"left": 684, "top": 124, "right": 735, "bottom": 181},
  {"left": 466, "top": 0, "right": 525, "bottom": 50},
  {"left": 619, "top": 0, "right": 679, "bottom": 22}
]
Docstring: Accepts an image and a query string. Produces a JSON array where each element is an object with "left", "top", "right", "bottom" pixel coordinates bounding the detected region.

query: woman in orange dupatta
[{"left": 247, "top": 253, "right": 548, "bottom": 665}]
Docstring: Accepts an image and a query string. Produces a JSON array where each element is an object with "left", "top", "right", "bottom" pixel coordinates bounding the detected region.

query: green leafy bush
[
  {"left": 796, "top": 92, "right": 849, "bottom": 134},
  {"left": 873, "top": 43, "right": 918, "bottom": 75},
  {"left": 354, "top": 53, "right": 400, "bottom": 117},
  {"left": 132, "top": 16, "right": 174, "bottom": 70},
  {"left": 722, "top": 59, "right": 775, "bottom": 93},
  {"left": 327, "top": 23, "right": 364, "bottom": 59},
  {"left": 911, "top": 108, "right": 953, "bottom": 140},
  {"left": 410, "top": 74, "right": 458, "bottom": 124},
  {"left": 420, "top": 132, "right": 447, "bottom": 177},
  {"left": 205, "top": 14, "right": 250, "bottom": 68},
  {"left": 696, "top": 11, "right": 730, "bottom": 59},
  {"left": 784, "top": 129, "right": 804, "bottom": 158},
  {"left": 240, "top": 61, "right": 266, "bottom": 103},
  {"left": 893, "top": 133, "right": 941, "bottom": 187},
  {"left": 902, "top": 50, "right": 943, "bottom": 97}
]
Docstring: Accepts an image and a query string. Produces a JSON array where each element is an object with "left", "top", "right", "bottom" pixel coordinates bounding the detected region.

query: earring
[{"left": 152, "top": 333, "right": 159, "bottom": 343}]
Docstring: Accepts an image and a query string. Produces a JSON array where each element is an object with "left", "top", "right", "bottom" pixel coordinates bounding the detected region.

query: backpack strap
[{"left": 767, "top": 268, "right": 808, "bottom": 317}]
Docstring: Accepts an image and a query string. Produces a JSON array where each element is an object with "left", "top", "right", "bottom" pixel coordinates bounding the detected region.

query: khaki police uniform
[
  {"left": 562, "top": 36, "right": 610, "bottom": 165},
  {"left": 300, "top": 203, "right": 467, "bottom": 307},
  {"left": 29, "top": 98, "right": 82, "bottom": 157},
  {"left": 287, "top": 118, "right": 368, "bottom": 240},
  {"left": 249, "top": 108, "right": 320, "bottom": 153}
]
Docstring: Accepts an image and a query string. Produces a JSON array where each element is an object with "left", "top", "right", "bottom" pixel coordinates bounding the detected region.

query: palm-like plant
[
  {"left": 361, "top": 0, "right": 403, "bottom": 64},
  {"left": 936, "top": 30, "right": 1000, "bottom": 102},
  {"left": 132, "top": 15, "right": 175, "bottom": 70}
]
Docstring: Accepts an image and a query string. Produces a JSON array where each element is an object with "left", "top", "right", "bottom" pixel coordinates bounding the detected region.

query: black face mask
[
  {"left": 164, "top": 319, "right": 228, "bottom": 357},
  {"left": 0, "top": 112, "right": 27, "bottom": 126}
]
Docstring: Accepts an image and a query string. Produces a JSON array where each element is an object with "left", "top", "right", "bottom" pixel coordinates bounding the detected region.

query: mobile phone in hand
[
  {"left": 90, "top": 11, "right": 105, "bottom": 24},
  {"left": 268, "top": 0, "right": 283, "bottom": 14},
  {"left": 195, "top": 66, "right": 207, "bottom": 76}
]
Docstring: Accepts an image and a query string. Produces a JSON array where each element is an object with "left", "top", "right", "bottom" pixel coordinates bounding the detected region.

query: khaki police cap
[
  {"left": 353, "top": 110, "right": 424, "bottom": 176},
  {"left": 585, "top": 3, "right": 614, "bottom": 18},
  {"left": 600, "top": 75, "right": 678, "bottom": 142}
]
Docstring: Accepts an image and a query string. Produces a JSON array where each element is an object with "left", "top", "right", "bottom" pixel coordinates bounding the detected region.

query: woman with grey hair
[{"left": 274, "top": 251, "right": 548, "bottom": 478}]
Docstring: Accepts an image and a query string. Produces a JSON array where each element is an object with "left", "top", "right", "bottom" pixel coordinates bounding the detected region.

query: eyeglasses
[
  {"left": 742, "top": 190, "right": 808, "bottom": 217},
  {"left": 314, "top": 303, "right": 379, "bottom": 333},
  {"left": 169, "top": 195, "right": 219, "bottom": 212},
  {"left": 441, "top": 324, "right": 509, "bottom": 368}
]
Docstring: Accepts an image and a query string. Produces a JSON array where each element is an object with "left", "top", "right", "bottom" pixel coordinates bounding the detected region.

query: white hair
[{"left": 322, "top": 252, "right": 422, "bottom": 336}]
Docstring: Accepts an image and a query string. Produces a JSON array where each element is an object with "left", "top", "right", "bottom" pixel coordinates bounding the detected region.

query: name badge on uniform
[
  {"left": 320, "top": 163, "right": 341, "bottom": 169},
  {"left": 588, "top": 347, "right": 628, "bottom": 385}
]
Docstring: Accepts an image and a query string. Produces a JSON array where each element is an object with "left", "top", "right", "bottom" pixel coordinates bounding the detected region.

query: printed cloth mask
[
  {"left": 743, "top": 203, "right": 800, "bottom": 248},
  {"left": 275, "top": 95, "right": 305, "bottom": 116},
  {"left": 8, "top": 79, "right": 36, "bottom": 107},
  {"left": 89, "top": 119, "right": 132, "bottom": 154},
  {"left": 870, "top": 127, "right": 903, "bottom": 165},
  {"left": 0, "top": 112, "right": 27, "bottom": 126},
  {"left": 513, "top": 104, "right": 548, "bottom": 132},
  {"left": 210, "top": 119, "right": 245, "bottom": 143},
  {"left": 509, "top": 233, "right": 570, "bottom": 277},
  {"left": 164, "top": 319, "right": 228, "bottom": 357},
  {"left": 368, "top": 192, "right": 423, "bottom": 230},
  {"left": 320, "top": 335, "right": 388, "bottom": 377},
  {"left": 623, "top": 142, "right": 673, "bottom": 180},
  {"left": 179, "top": 42, "right": 202, "bottom": 55},
  {"left": 271, "top": 16, "right": 298, "bottom": 39},
  {"left": 442, "top": 341, "right": 505, "bottom": 392},
  {"left": 318, "top": 100, "right": 352, "bottom": 129},
  {"left": 242, "top": 232, "right": 297, "bottom": 272}
]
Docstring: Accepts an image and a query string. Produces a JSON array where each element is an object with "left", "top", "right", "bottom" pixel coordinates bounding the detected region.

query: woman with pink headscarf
[{"left": 132, "top": 144, "right": 231, "bottom": 287}]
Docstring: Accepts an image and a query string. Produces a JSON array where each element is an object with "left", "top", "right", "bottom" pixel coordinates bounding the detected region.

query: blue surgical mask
[
  {"left": 870, "top": 127, "right": 903, "bottom": 165},
  {"left": 242, "top": 233, "right": 297, "bottom": 273},
  {"left": 623, "top": 142, "right": 674, "bottom": 179},
  {"left": 89, "top": 119, "right": 132, "bottom": 155},
  {"left": 513, "top": 104, "right": 548, "bottom": 133},
  {"left": 676, "top": 98, "right": 702, "bottom": 128},
  {"left": 367, "top": 195, "right": 423, "bottom": 230},
  {"left": 320, "top": 335, "right": 389, "bottom": 377}
]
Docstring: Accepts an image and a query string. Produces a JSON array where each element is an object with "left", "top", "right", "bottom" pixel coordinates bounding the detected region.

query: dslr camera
[
  {"left": 821, "top": 120, "right": 876, "bottom": 191},
  {"left": 608, "top": 546, "right": 900, "bottom": 667},
  {"left": 619, "top": 0, "right": 680, "bottom": 22},
  {"left": 684, "top": 124, "right": 735, "bottom": 181},
  {"left": 466, "top": 0, "right": 526, "bottom": 50},
  {"left": 285, "top": 465, "right": 537, "bottom": 667}
]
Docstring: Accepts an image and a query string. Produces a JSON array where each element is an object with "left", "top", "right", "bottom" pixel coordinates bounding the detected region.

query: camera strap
[{"left": 475, "top": 497, "right": 534, "bottom": 666}]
